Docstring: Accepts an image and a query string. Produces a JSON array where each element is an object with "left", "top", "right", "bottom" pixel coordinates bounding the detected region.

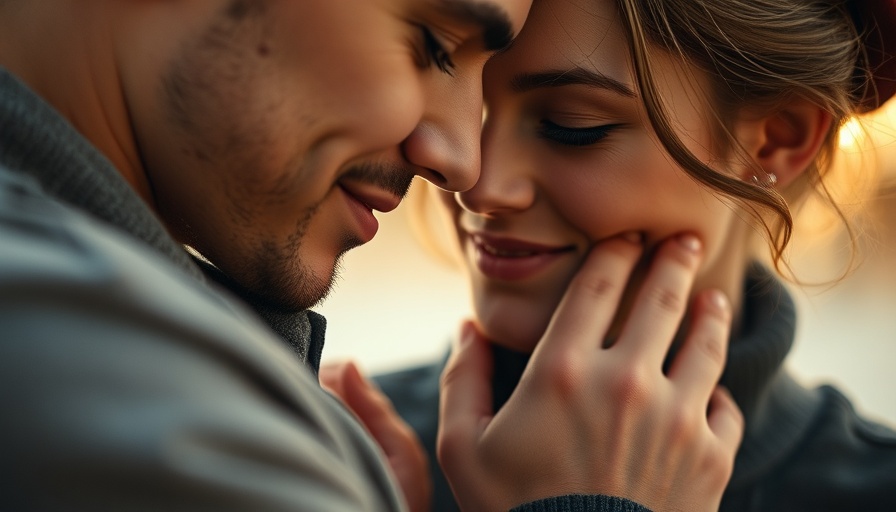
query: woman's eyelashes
[
  {"left": 538, "top": 120, "right": 620, "bottom": 147},
  {"left": 418, "top": 26, "right": 455, "bottom": 75}
]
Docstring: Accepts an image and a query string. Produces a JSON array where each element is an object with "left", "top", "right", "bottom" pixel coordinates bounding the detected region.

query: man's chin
[
  {"left": 240, "top": 279, "right": 328, "bottom": 314},
  {"left": 222, "top": 253, "right": 340, "bottom": 313},
  {"left": 261, "top": 264, "right": 340, "bottom": 312},
  {"left": 233, "top": 238, "right": 358, "bottom": 313}
]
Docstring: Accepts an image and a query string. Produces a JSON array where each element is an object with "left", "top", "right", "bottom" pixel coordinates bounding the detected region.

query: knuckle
[
  {"left": 695, "top": 333, "right": 726, "bottom": 366},
  {"left": 666, "top": 409, "right": 700, "bottom": 444},
  {"left": 537, "top": 352, "right": 589, "bottom": 400},
  {"left": 703, "top": 444, "right": 736, "bottom": 488},
  {"left": 574, "top": 240, "right": 640, "bottom": 298},
  {"left": 649, "top": 286, "right": 685, "bottom": 314},
  {"left": 608, "top": 365, "right": 653, "bottom": 410},
  {"left": 575, "top": 274, "right": 619, "bottom": 301}
]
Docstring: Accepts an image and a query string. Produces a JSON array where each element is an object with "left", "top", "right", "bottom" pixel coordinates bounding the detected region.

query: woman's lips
[{"left": 469, "top": 233, "right": 575, "bottom": 281}]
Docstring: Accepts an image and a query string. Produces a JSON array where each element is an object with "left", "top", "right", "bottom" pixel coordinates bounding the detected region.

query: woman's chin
[
  {"left": 472, "top": 293, "right": 562, "bottom": 355},
  {"left": 478, "top": 321, "right": 544, "bottom": 355}
]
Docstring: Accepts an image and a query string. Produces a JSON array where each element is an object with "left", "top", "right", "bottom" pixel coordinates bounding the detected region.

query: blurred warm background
[{"left": 315, "top": 102, "right": 896, "bottom": 426}]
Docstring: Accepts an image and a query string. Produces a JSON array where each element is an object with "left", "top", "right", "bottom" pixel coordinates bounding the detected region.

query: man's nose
[{"left": 401, "top": 74, "right": 483, "bottom": 193}]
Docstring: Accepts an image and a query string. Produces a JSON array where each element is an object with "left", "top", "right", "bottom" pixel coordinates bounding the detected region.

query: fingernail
[
  {"left": 459, "top": 321, "right": 476, "bottom": 346},
  {"left": 708, "top": 289, "right": 729, "bottom": 312},
  {"left": 622, "top": 231, "right": 643, "bottom": 244},
  {"left": 677, "top": 233, "right": 701, "bottom": 252}
]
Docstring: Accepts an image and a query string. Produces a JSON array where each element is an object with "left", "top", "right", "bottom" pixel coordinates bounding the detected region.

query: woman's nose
[{"left": 456, "top": 117, "right": 535, "bottom": 215}]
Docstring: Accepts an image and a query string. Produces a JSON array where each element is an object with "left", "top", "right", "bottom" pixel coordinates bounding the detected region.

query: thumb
[{"left": 437, "top": 321, "right": 494, "bottom": 468}]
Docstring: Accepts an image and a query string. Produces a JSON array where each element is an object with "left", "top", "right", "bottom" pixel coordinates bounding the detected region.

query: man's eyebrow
[
  {"left": 510, "top": 68, "right": 636, "bottom": 97},
  {"left": 435, "top": 0, "right": 515, "bottom": 51}
]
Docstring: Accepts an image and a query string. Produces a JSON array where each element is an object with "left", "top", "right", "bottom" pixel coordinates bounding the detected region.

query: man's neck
[{"left": 0, "top": 1, "right": 155, "bottom": 208}]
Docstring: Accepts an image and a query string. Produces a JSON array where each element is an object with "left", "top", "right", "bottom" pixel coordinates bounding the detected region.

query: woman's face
[{"left": 447, "top": 0, "right": 751, "bottom": 351}]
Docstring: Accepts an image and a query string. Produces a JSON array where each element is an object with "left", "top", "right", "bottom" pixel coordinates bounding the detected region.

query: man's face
[{"left": 119, "top": 0, "right": 530, "bottom": 311}]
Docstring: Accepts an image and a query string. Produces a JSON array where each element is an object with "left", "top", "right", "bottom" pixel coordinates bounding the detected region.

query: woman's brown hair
[{"left": 615, "top": 0, "right": 877, "bottom": 272}]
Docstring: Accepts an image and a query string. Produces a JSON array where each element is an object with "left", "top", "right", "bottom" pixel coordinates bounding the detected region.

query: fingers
[
  {"left": 437, "top": 321, "right": 494, "bottom": 471},
  {"left": 707, "top": 385, "right": 744, "bottom": 458},
  {"left": 321, "top": 361, "right": 434, "bottom": 512},
  {"left": 667, "top": 289, "right": 731, "bottom": 404},
  {"left": 321, "top": 361, "right": 406, "bottom": 447},
  {"left": 319, "top": 361, "right": 349, "bottom": 403},
  {"left": 535, "top": 234, "right": 643, "bottom": 356},
  {"left": 336, "top": 362, "right": 405, "bottom": 445},
  {"left": 340, "top": 364, "right": 434, "bottom": 512},
  {"left": 434, "top": 232, "right": 744, "bottom": 512},
  {"left": 616, "top": 234, "right": 702, "bottom": 366}
]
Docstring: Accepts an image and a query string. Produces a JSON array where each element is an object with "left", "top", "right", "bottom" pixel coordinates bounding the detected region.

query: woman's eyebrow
[
  {"left": 434, "top": 0, "right": 515, "bottom": 51},
  {"left": 510, "top": 68, "right": 636, "bottom": 97}
]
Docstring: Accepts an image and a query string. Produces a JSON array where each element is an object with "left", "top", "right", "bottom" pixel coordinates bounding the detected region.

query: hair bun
[{"left": 851, "top": 0, "right": 896, "bottom": 111}]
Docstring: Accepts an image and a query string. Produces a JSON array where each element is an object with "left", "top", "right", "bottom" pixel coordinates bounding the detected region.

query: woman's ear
[{"left": 733, "top": 98, "right": 833, "bottom": 188}]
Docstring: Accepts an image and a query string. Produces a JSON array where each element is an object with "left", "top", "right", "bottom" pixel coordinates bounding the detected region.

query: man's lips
[
  {"left": 338, "top": 181, "right": 403, "bottom": 244},
  {"left": 339, "top": 181, "right": 402, "bottom": 213}
]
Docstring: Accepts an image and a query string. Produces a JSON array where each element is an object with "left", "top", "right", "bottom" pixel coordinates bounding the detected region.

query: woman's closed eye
[{"left": 538, "top": 120, "right": 621, "bottom": 147}]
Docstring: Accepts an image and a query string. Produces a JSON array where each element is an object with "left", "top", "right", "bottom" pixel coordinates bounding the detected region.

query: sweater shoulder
[
  {"left": 740, "top": 385, "right": 896, "bottom": 510},
  {"left": 0, "top": 164, "right": 403, "bottom": 511}
]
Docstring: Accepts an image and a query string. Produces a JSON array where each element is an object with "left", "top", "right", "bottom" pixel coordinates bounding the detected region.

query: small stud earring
[{"left": 751, "top": 172, "right": 778, "bottom": 188}]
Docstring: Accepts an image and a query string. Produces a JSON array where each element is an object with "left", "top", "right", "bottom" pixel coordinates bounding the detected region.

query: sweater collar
[{"left": 0, "top": 68, "right": 326, "bottom": 374}]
